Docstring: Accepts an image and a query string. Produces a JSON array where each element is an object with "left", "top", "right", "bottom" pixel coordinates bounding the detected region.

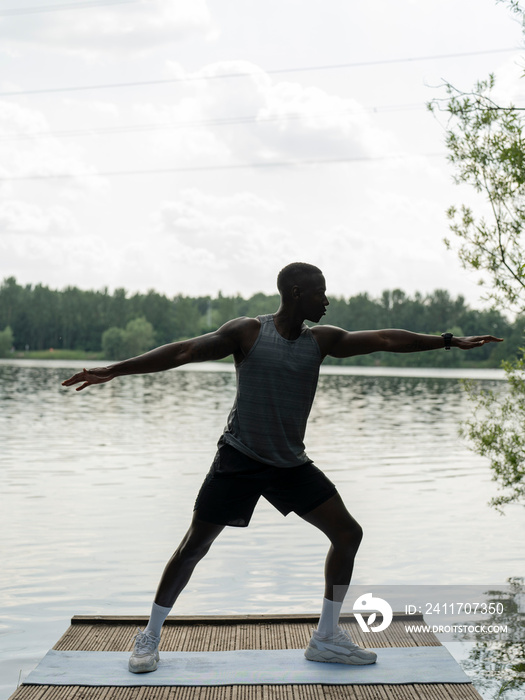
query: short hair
[{"left": 277, "top": 262, "right": 323, "bottom": 297}]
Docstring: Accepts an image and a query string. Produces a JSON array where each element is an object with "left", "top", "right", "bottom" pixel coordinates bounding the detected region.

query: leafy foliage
[
  {"left": 0, "top": 325, "right": 14, "bottom": 357},
  {"left": 430, "top": 76, "right": 525, "bottom": 312},
  {"left": 101, "top": 326, "right": 127, "bottom": 360},
  {"left": 463, "top": 356, "right": 525, "bottom": 509},
  {"left": 429, "top": 64, "right": 525, "bottom": 508},
  {"left": 102, "top": 318, "right": 156, "bottom": 360}
]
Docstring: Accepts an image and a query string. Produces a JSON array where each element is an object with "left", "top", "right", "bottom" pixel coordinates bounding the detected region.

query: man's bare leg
[
  {"left": 301, "top": 492, "right": 363, "bottom": 636},
  {"left": 146, "top": 512, "right": 225, "bottom": 635},
  {"left": 153, "top": 512, "right": 225, "bottom": 608},
  {"left": 301, "top": 492, "right": 363, "bottom": 601},
  {"left": 129, "top": 512, "right": 225, "bottom": 673},
  {"left": 301, "top": 493, "right": 376, "bottom": 664}
]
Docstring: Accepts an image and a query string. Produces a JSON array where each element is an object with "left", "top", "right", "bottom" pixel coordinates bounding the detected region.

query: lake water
[{"left": 1, "top": 360, "right": 524, "bottom": 699}]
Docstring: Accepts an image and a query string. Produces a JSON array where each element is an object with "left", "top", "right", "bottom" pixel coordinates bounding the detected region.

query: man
[{"left": 62, "top": 262, "right": 502, "bottom": 674}]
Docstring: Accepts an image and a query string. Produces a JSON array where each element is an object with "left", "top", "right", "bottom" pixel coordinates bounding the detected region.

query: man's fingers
[
  {"left": 63, "top": 367, "right": 113, "bottom": 389},
  {"left": 471, "top": 335, "right": 503, "bottom": 344},
  {"left": 62, "top": 369, "right": 91, "bottom": 387},
  {"left": 62, "top": 375, "right": 80, "bottom": 386},
  {"left": 459, "top": 335, "right": 504, "bottom": 350}
]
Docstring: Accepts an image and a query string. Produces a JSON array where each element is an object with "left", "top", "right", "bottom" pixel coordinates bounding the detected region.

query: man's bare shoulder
[
  {"left": 218, "top": 316, "right": 262, "bottom": 361},
  {"left": 311, "top": 324, "right": 344, "bottom": 336},
  {"left": 219, "top": 316, "right": 261, "bottom": 337},
  {"left": 310, "top": 324, "right": 345, "bottom": 355}
]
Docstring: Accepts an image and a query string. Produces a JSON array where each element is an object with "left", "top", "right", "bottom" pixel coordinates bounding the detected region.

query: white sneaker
[
  {"left": 128, "top": 629, "right": 160, "bottom": 673},
  {"left": 304, "top": 626, "right": 377, "bottom": 665}
]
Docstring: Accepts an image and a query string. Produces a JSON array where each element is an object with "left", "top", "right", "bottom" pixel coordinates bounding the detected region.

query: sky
[{"left": 1, "top": 0, "right": 525, "bottom": 309}]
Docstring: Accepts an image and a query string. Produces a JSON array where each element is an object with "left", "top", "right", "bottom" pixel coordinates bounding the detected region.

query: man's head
[{"left": 277, "top": 262, "right": 328, "bottom": 322}]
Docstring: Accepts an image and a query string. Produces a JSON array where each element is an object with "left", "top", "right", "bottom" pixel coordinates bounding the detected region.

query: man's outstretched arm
[
  {"left": 62, "top": 317, "right": 254, "bottom": 391},
  {"left": 312, "top": 326, "right": 503, "bottom": 358}
]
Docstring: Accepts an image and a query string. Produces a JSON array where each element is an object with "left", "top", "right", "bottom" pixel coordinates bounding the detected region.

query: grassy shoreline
[{"left": 10, "top": 350, "right": 105, "bottom": 361}]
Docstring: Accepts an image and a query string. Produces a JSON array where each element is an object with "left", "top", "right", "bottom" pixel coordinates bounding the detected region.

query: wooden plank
[
  {"left": 55, "top": 621, "right": 434, "bottom": 653},
  {"left": 70, "top": 614, "right": 423, "bottom": 625},
  {"left": 10, "top": 686, "right": 484, "bottom": 700},
  {"left": 9, "top": 615, "right": 485, "bottom": 700}
]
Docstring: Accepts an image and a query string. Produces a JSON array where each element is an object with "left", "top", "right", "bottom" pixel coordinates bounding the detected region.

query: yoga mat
[{"left": 24, "top": 647, "right": 471, "bottom": 686}]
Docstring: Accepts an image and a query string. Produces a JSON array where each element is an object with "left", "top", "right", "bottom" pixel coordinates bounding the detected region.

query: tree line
[{"left": 1, "top": 276, "right": 522, "bottom": 366}]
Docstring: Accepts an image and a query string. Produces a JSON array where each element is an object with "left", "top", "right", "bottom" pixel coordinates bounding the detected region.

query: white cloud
[
  {"left": 311, "top": 186, "right": 483, "bottom": 302},
  {"left": 119, "top": 96, "right": 230, "bottom": 163},
  {"left": 0, "top": 0, "right": 217, "bottom": 57},
  {"left": 255, "top": 81, "right": 396, "bottom": 159},
  {"left": 0, "top": 199, "right": 78, "bottom": 236},
  {"left": 62, "top": 98, "right": 121, "bottom": 120},
  {"left": 173, "top": 187, "right": 283, "bottom": 213},
  {"left": 154, "top": 188, "right": 289, "bottom": 255},
  {"left": 491, "top": 55, "right": 525, "bottom": 105},
  {"left": 149, "top": 188, "right": 295, "bottom": 294},
  {"left": 142, "top": 60, "right": 397, "bottom": 164},
  {"left": 0, "top": 0, "right": 519, "bottom": 307},
  {"left": 0, "top": 230, "right": 116, "bottom": 292},
  {"left": 0, "top": 101, "right": 108, "bottom": 194},
  {"left": 0, "top": 199, "right": 88, "bottom": 288},
  {"left": 0, "top": 101, "right": 48, "bottom": 135}
]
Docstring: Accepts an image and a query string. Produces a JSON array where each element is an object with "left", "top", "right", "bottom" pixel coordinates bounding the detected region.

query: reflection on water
[{"left": 1, "top": 360, "right": 523, "bottom": 699}]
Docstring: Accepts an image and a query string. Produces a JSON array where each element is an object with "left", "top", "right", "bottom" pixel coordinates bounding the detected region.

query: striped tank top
[{"left": 221, "top": 314, "right": 322, "bottom": 467}]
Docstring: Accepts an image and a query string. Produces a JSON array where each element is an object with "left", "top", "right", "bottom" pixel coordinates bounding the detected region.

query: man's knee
[
  {"left": 352, "top": 522, "right": 364, "bottom": 548},
  {"left": 177, "top": 517, "right": 224, "bottom": 563},
  {"left": 335, "top": 520, "right": 363, "bottom": 552},
  {"left": 179, "top": 539, "right": 212, "bottom": 563}
]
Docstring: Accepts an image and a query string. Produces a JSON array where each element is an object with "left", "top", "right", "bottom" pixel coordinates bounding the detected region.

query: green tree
[
  {"left": 138, "top": 290, "right": 177, "bottom": 345},
  {"left": 172, "top": 296, "right": 202, "bottom": 339},
  {"left": 0, "top": 326, "right": 14, "bottom": 357},
  {"left": 431, "top": 76, "right": 525, "bottom": 312},
  {"left": 464, "top": 357, "right": 525, "bottom": 509},
  {"left": 429, "top": 7, "right": 525, "bottom": 508},
  {"left": 123, "top": 317, "right": 156, "bottom": 357},
  {"left": 102, "top": 318, "right": 156, "bottom": 360},
  {"left": 101, "top": 326, "right": 127, "bottom": 360}
]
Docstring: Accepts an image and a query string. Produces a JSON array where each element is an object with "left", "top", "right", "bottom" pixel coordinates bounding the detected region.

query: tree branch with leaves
[
  {"left": 429, "top": 76, "right": 525, "bottom": 312},
  {"left": 429, "top": 71, "right": 525, "bottom": 510}
]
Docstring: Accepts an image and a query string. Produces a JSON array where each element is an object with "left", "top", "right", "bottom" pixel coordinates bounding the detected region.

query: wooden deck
[{"left": 11, "top": 614, "right": 483, "bottom": 700}]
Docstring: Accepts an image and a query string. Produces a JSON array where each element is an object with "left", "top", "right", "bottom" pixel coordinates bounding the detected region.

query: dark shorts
[{"left": 193, "top": 443, "right": 338, "bottom": 527}]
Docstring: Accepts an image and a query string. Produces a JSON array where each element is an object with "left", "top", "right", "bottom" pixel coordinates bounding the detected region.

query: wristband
[{"left": 441, "top": 332, "right": 453, "bottom": 350}]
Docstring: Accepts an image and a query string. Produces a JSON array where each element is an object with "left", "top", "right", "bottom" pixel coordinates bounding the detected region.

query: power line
[
  {"left": 0, "top": 0, "right": 139, "bottom": 16},
  {"left": 0, "top": 103, "right": 425, "bottom": 141},
  {"left": 0, "top": 47, "right": 521, "bottom": 97},
  {"left": 0, "top": 152, "right": 445, "bottom": 182}
]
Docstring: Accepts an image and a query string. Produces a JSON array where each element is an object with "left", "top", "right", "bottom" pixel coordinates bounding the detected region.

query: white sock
[
  {"left": 316, "top": 597, "right": 344, "bottom": 638},
  {"left": 144, "top": 602, "right": 172, "bottom": 638}
]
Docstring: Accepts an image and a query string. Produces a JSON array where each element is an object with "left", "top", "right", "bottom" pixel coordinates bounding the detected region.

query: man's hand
[
  {"left": 62, "top": 367, "right": 115, "bottom": 391},
  {"left": 454, "top": 335, "right": 504, "bottom": 350}
]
